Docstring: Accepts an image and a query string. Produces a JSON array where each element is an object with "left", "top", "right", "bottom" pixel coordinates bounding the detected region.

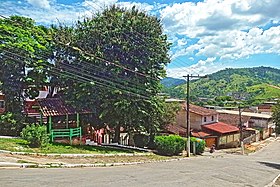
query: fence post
[
  {"left": 70, "top": 129, "right": 73, "bottom": 145},
  {"left": 79, "top": 127, "right": 82, "bottom": 145},
  {"left": 193, "top": 141, "right": 196, "bottom": 155}
]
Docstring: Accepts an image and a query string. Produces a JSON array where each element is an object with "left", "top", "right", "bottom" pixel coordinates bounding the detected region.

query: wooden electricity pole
[{"left": 183, "top": 74, "right": 207, "bottom": 157}]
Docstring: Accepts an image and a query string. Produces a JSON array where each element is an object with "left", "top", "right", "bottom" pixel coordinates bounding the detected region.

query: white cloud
[
  {"left": 161, "top": 0, "right": 280, "bottom": 69},
  {"left": 26, "top": 0, "right": 51, "bottom": 9},
  {"left": 167, "top": 57, "right": 218, "bottom": 78},
  {"left": 116, "top": 2, "right": 154, "bottom": 12}
]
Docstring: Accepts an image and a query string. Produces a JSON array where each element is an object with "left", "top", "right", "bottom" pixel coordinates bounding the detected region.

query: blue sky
[{"left": 1, "top": 0, "right": 280, "bottom": 78}]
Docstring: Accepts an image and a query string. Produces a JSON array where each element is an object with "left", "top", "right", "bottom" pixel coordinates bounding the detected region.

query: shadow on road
[{"left": 259, "top": 161, "right": 280, "bottom": 170}]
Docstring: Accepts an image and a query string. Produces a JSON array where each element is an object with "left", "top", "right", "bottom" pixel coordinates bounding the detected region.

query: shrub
[
  {"left": 154, "top": 135, "right": 186, "bottom": 156},
  {"left": 0, "top": 112, "right": 25, "bottom": 136},
  {"left": 20, "top": 124, "right": 49, "bottom": 148},
  {"left": 133, "top": 134, "right": 149, "bottom": 148},
  {"left": 190, "top": 137, "right": 206, "bottom": 154}
]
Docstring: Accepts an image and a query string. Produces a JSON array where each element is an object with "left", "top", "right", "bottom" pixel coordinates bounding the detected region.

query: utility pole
[
  {"left": 183, "top": 74, "right": 207, "bottom": 157},
  {"left": 238, "top": 103, "right": 245, "bottom": 155}
]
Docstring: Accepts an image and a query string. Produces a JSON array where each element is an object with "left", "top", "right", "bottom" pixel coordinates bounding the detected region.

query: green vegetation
[
  {"left": 154, "top": 135, "right": 185, "bottom": 156},
  {"left": 162, "top": 67, "right": 280, "bottom": 106},
  {"left": 272, "top": 101, "right": 280, "bottom": 134},
  {"left": 21, "top": 124, "right": 49, "bottom": 148},
  {"left": 0, "top": 138, "right": 137, "bottom": 154},
  {"left": 190, "top": 137, "right": 206, "bottom": 155},
  {"left": 0, "top": 7, "right": 171, "bottom": 143}
]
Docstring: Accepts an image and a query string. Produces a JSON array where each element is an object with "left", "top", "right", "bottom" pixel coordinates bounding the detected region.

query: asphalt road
[{"left": 1, "top": 140, "right": 280, "bottom": 187}]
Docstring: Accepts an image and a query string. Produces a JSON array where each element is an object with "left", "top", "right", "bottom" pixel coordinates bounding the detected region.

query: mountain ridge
[{"left": 162, "top": 66, "right": 280, "bottom": 104}]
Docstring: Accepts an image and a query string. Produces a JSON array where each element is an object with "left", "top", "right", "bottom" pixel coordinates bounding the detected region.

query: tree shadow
[{"left": 258, "top": 161, "right": 280, "bottom": 170}]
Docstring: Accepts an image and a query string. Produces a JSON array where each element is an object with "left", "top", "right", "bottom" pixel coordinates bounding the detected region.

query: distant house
[
  {"left": 216, "top": 110, "right": 274, "bottom": 139},
  {"left": 257, "top": 102, "right": 276, "bottom": 114}
]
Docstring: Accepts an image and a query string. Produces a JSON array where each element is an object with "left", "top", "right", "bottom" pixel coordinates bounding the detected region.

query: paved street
[{"left": 1, "top": 139, "right": 280, "bottom": 187}]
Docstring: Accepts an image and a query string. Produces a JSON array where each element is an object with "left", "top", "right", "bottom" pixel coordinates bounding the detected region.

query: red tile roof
[
  {"left": 38, "top": 98, "right": 77, "bottom": 117},
  {"left": 202, "top": 122, "right": 239, "bottom": 134},
  {"left": 164, "top": 124, "right": 186, "bottom": 135},
  {"left": 190, "top": 104, "right": 218, "bottom": 116},
  {"left": 191, "top": 131, "right": 211, "bottom": 138}
]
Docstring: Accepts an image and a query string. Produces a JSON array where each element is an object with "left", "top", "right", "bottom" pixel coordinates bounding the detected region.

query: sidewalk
[{"left": 202, "top": 137, "right": 278, "bottom": 157}]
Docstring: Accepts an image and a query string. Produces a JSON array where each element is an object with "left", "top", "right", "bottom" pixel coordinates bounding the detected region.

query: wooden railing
[{"left": 50, "top": 127, "right": 82, "bottom": 145}]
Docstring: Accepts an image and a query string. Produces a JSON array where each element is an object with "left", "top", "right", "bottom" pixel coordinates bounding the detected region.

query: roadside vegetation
[{"left": 0, "top": 138, "right": 139, "bottom": 154}]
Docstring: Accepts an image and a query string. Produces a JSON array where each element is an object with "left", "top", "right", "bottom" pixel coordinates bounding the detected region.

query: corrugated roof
[
  {"left": 202, "top": 122, "right": 239, "bottom": 134},
  {"left": 216, "top": 110, "right": 272, "bottom": 119},
  {"left": 38, "top": 98, "right": 77, "bottom": 117},
  {"left": 190, "top": 104, "right": 218, "bottom": 116}
]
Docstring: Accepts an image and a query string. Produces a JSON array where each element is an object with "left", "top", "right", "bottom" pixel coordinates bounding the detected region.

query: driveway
[{"left": 0, "top": 139, "right": 279, "bottom": 187}]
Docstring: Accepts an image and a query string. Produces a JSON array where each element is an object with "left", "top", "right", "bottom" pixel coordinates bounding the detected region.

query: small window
[
  {"left": 204, "top": 117, "right": 207, "bottom": 122},
  {"left": 212, "top": 116, "right": 214, "bottom": 121},
  {"left": 0, "top": 101, "right": 4, "bottom": 108}
]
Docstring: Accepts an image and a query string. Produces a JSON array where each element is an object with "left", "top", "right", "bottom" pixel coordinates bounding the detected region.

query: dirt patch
[{"left": 0, "top": 153, "right": 179, "bottom": 165}]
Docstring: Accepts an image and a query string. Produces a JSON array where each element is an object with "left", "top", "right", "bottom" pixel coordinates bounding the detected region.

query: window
[
  {"left": 204, "top": 117, "right": 207, "bottom": 122},
  {"left": 212, "top": 116, "right": 214, "bottom": 121},
  {"left": 0, "top": 100, "right": 4, "bottom": 108}
]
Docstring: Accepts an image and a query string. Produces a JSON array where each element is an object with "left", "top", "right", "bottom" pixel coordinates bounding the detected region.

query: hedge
[{"left": 154, "top": 135, "right": 185, "bottom": 156}]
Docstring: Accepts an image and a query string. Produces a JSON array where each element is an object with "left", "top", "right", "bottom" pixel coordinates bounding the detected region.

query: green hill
[
  {"left": 163, "top": 66, "right": 280, "bottom": 105},
  {"left": 161, "top": 77, "right": 186, "bottom": 88}
]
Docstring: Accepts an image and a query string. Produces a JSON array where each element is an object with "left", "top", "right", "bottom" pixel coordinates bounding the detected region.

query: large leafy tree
[
  {"left": 53, "top": 6, "right": 170, "bottom": 143},
  {"left": 272, "top": 101, "right": 280, "bottom": 134},
  {"left": 0, "top": 16, "right": 52, "bottom": 114}
]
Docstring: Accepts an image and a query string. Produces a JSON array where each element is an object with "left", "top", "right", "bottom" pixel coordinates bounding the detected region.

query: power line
[
  {"left": 0, "top": 14, "right": 157, "bottom": 81},
  {"left": 1, "top": 51, "right": 151, "bottom": 100}
]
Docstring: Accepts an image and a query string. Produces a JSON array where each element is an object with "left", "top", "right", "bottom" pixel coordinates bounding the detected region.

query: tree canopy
[
  {"left": 51, "top": 6, "right": 171, "bottom": 142},
  {"left": 0, "top": 16, "right": 52, "bottom": 113}
]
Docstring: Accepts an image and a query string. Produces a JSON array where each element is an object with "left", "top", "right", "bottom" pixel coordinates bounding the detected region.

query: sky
[{"left": 1, "top": 0, "right": 280, "bottom": 78}]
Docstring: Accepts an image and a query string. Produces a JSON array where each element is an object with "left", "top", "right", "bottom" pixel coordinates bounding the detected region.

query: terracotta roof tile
[
  {"left": 191, "top": 131, "right": 211, "bottom": 138},
  {"left": 165, "top": 124, "right": 186, "bottom": 135},
  {"left": 189, "top": 104, "right": 218, "bottom": 116},
  {"left": 202, "top": 122, "right": 239, "bottom": 134},
  {"left": 38, "top": 98, "right": 77, "bottom": 117}
]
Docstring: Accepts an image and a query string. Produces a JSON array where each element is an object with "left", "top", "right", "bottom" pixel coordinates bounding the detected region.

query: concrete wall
[{"left": 190, "top": 113, "right": 203, "bottom": 130}]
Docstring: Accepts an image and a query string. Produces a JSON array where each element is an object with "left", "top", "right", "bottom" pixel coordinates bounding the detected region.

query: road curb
[
  {"left": 0, "top": 150, "right": 153, "bottom": 157},
  {"left": 0, "top": 156, "right": 191, "bottom": 169},
  {"left": 265, "top": 173, "right": 280, "bottom": 187},
  {"left": 0, "top": 162, "right": 37, "bottom": 168}
]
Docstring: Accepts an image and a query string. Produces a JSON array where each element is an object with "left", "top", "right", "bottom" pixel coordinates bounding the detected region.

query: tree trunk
[{"left": 113, "top": 124, "right": 121, "bottom": 144}]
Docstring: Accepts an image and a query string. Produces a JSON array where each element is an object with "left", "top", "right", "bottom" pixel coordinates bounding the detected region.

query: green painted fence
[{"left": 50, "top": 127, "right": 82, "bottom": 145}]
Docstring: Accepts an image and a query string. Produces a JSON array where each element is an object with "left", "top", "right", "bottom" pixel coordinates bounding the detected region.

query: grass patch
[{"left": 0, "top": 138, "right": 141, "bottom": 154}]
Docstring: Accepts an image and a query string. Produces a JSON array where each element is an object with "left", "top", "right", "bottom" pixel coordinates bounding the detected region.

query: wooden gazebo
[{"left": 37, "top": 98, "right": 83, "bottom": 144}]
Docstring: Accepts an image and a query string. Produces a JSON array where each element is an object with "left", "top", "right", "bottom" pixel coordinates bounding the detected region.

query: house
[
  {"left": 218, "top": 113, "right": 250, "bottom": 128},
  {"left": 201, "top": 122, "right": 240, "bottom": 149},
  {"left": 0, "top": 92, "right": 5, "bottom": 114},
  {"left": 164, "top": 99, "right": 240, "bottom": 148},
  {"left": 216, "top": 110, "right": 274, "bottom": 140},
  {"left": 257, "top": 102, "right": 277, "bottom": 114},
  {"left": 189, "top": 104, "right": 218, "bottom": 130}
]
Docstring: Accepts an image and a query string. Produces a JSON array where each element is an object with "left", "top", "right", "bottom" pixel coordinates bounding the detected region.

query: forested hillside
[{"left": 162, "top": 67, "right": 280, "bottom": 105}]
